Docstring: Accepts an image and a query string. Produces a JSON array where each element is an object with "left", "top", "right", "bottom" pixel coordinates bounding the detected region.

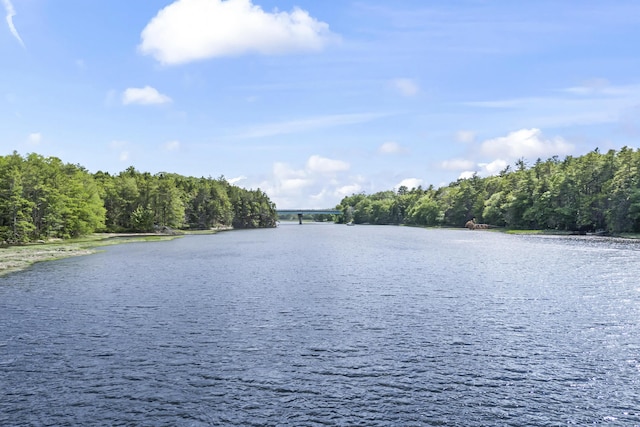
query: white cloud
[
  {"left": 119, "top": 151, "right": 130, "bottom": 162},
  {"left": 255, "top": 155, "right": 352, "bottom": 209},
  {"left": 455, "top": 130, "right": 475, "bottom": 143},
  {"left": 378, "top": 141, "right": 404, "bottom": 154},
  {"left": 458, "top": 171, "right": 476, "bottom": 180},
  {"left": 2, "top": 0, "right": 25, "bottom": 48},
  {"left": 122, "top": 86, "right": 172, "bottom": 105},
  {"left": 395, "top": 178, "right": 423, "bottom": 191},
  {"left": 228, "top": 175, "right": 247, "bottom": 184},
  {"left": 445, "top": 129, "right": 575, "bottom": 179},
  {"left": 27, "top": 132, "right": 42, "bottom": 145},
  {"left": 306, "top": 155, "right": 349, "bottom": 174},
  {"left": 477, "top": 158, "right": 509, "bottom": 175},
  {"left": 391, "top": 78, "right": 419, "bottom": 97},
  {"left": 440, "top": 158, "right": 475, "bottom": 171},
  {"left": 480, "top": 128, "right": 573, "bottom": 160},
  {"left": 139, "top": 0, "right": 337, "bottom": 65},
  {"left": 336, "top": 183, "right": 362, "bottom": 198},
  {"left": 163, "top": 140, "right": 181, "bottom": 151}
]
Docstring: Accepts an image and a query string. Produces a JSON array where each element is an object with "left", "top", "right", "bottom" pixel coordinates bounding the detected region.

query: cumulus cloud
[
  {"left": 480, "top": 128, "right": 573, "bottom": 160},
  {"left": 391, "top": 78, "right": 419, "bottom": 97},
  {"left": 122, "top": 86, "right": 172, "bottom": 105},
  {"left": 255, "top": 155, "right": 353, "bottom": 209},
  {"left": 446, "top": 129, "right": 575, "bottom": 180},
  {"left": 336, "top": 183, "right": 362, "bottom": 198},
  {"left": 271, "top": 162, "right": 313, "bottom": 194},
  {"left": 306, "top": 155, "right": 349, "bottom": 174},
  {"left": 458, "top": 171, "right": 476, "bottom": 180},
  {"left": 2, "top": 0, "right": 25, "bottom": 48},
  {"left": 139, "top": 0, "right": 337, "bottom": 65},
  {"left": 477, "top": 159, "right": 509, "bottom": 176},
  {"left": 395, "top": 178, "right": 423, "bottom": 191},
  {"left": 378, "top": 141, "right": 404, "bottom": 154}
]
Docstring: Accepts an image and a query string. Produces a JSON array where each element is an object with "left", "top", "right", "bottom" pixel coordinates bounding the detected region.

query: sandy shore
[{"left": 0, "top": 233, "right": 182, "bottom": 278}]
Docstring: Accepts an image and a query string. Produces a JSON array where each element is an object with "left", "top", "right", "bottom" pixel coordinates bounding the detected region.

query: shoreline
[
  {"left": 3, "top": 226, "right": 638, "bottom": 278},
  {"left": 0, "top": 232, "right": 191, "bottom": 278}
]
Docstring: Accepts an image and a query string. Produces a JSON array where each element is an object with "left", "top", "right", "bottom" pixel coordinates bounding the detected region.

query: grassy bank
[{"left": 0, "top": 233, "right": 183, "bottom": 278}]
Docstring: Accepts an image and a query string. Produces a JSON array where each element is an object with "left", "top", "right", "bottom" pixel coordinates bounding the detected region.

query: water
[{"left": 2, "top": 224, "right": 640, "bottom": 426}]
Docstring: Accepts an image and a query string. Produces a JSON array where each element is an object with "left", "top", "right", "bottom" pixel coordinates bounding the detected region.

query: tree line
[
  {"left": 0, "top": 152, "right": 277, "bottom": 243},
  {"left": 337, "top": 147, "right": 640, "bottom": 234}
]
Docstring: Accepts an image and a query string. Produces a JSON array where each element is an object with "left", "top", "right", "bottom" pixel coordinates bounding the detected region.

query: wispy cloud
[
  {"left": 109, "top": 140, "right": 131, "bottom": 162},
  {"left": 463, "top": 83, "right": 640, "bottom": 128},
  {"left": 236, "top": 112, "right": 390, "bottom": 138},
  {"left": 162, "top": 140, "right": 181, "bottom": 151},
  {"left": 2, "top": 0, "right": 25, "bottom": 48},
  {"left": 27, "top": 132, "right": 42, "bottom": 145},
  {"left": 455, "top": 130, "right": 475, "bottom": 144}
]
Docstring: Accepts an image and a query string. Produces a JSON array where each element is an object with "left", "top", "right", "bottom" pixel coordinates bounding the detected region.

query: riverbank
[
  {"left": 0, "top": 233, "right": 185, "bottom": 278},
  {"left": 503, "top": 229, "right": 640, "bottom": 239}
]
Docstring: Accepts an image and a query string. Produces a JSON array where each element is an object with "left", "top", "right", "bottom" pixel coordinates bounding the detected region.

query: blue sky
[{"left": 2, "top": 0, "right": 640, "bottom": 208}]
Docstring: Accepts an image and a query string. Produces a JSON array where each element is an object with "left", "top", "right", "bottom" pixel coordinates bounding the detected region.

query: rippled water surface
[{"left": 2, "top": 224, "right": 640, "bottom": 426}]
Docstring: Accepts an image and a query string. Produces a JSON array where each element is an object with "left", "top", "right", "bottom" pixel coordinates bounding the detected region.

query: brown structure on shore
[{"left": 465, "top": 219, "right": 490, "bottom": 230}]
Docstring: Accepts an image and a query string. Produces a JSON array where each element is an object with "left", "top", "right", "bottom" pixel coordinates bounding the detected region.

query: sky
[{"left": 2, "top": 0, "right": 640, "bottom": 209}]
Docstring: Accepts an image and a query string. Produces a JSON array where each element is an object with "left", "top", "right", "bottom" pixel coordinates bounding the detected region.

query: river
[{"left": 1, "top": 224, "right": 640, "bottom": 426}]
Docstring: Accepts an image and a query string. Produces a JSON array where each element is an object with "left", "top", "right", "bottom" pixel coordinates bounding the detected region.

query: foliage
[
  {"left": 0, "top": 152, "right": 105, "bottom": 242},
  {"left": 0, "top": 152, "right": 278, "bottom": 243},
  {"left": 336, "top": 147, "right": 640, "bottom": 233}
]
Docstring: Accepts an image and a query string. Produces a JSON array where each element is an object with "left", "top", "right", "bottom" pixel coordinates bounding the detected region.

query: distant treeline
[
  {"left": 338, "top": 147, "right": 640, "bottom": 233},
  {"left": 0, "top": 152, "right": 277, "bottom": 243}
]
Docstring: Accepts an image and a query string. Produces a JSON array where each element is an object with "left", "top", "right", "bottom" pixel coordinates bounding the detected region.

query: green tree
[
  {"left": 152, "top": 174, "right": 185, "bottom": 228},
  {"left": 407, "top": 194, "right": 439, "bottom": 226},
  {"left": 0, "top": 153, "right": 35, "bottom": 242}
]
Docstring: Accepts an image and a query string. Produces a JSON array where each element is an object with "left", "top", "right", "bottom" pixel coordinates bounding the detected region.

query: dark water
[{"left": 2, "top": 224, "right": 640, "bottom": 426}]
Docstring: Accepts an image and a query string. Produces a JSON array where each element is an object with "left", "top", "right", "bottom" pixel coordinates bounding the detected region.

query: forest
[
  {"left": 0, "top": 152, "right": 277, "bottom": 243},
  {"left": 337, "top": 147, "right": 640, "bottom": 234},
  {"left": 4, "top": 147, "right": 640, "bottom": 243}
]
